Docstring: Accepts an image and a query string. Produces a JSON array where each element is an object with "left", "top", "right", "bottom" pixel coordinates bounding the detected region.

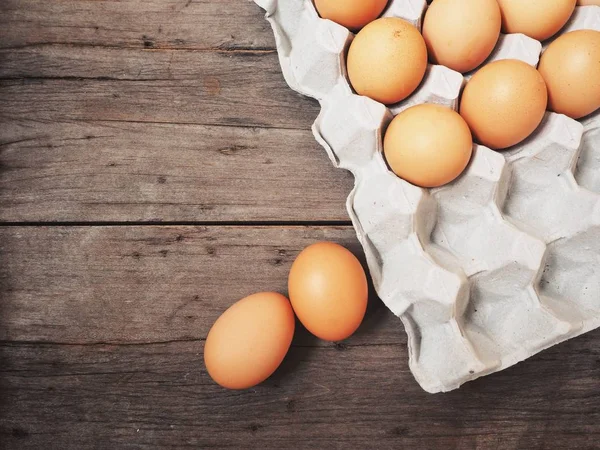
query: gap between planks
[
  {"left": 0, "top": 339, "right": 399, "bottom": 349},
  {"left": 0, "top": 221, "right": 353, "bottom": 228},
  {"left": 0, "top": 42, "right": 277, "bottom": 53}
]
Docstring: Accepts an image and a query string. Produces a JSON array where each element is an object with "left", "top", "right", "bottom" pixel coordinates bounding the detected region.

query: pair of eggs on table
[
  {"left": 316, "top": 0, "right": 600, "bottom": 188},
  {"left": 204, "top": 242, "right": 369, "bottom": 390}
]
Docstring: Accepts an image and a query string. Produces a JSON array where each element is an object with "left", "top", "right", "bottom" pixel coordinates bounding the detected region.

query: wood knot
[
  {"left": 286, "top": 399, "right": 296, "bottom": 412},
  {"left": 218, "top": 145, "right": 247, "bottom": 156},
  {"left": 389, "top": 426, "right": 409, "bottom": 436},
  {"left": 142, "top": 35, "right": 155, "bottom": 48},
  {"left": 12, "top": 427, "right": 30, "bottom": 438},
  {"left": 248, "top": 423, "right": 262, "bottom": 433}
]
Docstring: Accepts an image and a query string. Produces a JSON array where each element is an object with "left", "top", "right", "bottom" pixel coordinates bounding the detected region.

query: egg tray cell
[{"left": 254, "top": 0, "right": 600, "bottom": 393}]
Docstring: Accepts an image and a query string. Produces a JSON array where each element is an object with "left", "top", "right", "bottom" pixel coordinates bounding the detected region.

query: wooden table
[{"left": 1, "top": 1, "right": 598, "bottom": 448}]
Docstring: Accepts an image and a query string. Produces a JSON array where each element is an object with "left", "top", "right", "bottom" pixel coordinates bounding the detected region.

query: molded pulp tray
[{"left": 254, "top": 0, "right": 600, "bottom": 393}]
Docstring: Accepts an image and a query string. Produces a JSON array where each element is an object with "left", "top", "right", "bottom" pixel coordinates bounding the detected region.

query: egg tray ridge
[{"left": 254, "top": 0, "right": 600, "bottom": 393}]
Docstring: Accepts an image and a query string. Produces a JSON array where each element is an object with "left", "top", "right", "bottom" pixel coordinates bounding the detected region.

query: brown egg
[
  {"left": 578, "top": 0, "right": 600, "bottom": 4},
  {"left": 538, "top": 30, "right": 600, "bottom": 119},
  {"left": 422, "top": 0, "right": 501, "bottom": 73},
  {"left": 384, "top": 104, "right": 473, "bottom": 188},
  {"left": 460, "top": 59, "right": 548, "bottom": 150},
  {"left": 347, "top": 17, "right": 428, "bottom": 104},
  {"left": 204, "top": 292, "right": 295, "bottom": 389},
  {"left": 314, "top": 0, "right": 389, "bottom": 31},
  {"left": 288, "top": 242, "right": 368, "bottom": 341},
  {"left": 496, "top": 0, "right": 576, "bottom": 41}
]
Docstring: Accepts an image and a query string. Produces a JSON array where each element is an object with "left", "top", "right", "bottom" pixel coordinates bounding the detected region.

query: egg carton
[{"left": 254, "top": 0, "right": 600, "bottom": 393}]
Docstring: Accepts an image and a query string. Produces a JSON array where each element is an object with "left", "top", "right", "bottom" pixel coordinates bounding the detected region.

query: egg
[
  {"left": 578, "top": 0, "right": 600, "bottom": 4},
  {"left": 496, "top": 0, "right": 576, "bottom": 41},
  {"left": 204, "top": 292, "right": 295, "bottom": 389},
  {"left": 422, "top": 0, "right": 501, "bottom": 73},
  {"left": 460, "top": 59, "right": 548, "bottom": 150},
  {"left": 288, "top": 242, "right": 368, "bottom": 341},
  {"left": 384, "top": 104, "right": 473, "bottom": 188},
  {"left": 314, "top": 0, "right": 389, "bottom": 31},
  {"left": 347, "top": 18, "right": 428, "bottom": 104},
  {"left": 538, "top": 30, "right": 600, "bottom": 119}
]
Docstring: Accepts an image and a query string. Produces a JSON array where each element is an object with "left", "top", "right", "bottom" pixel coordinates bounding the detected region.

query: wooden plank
[
  {"left": 0, "top": 52, "right": 318, "bottom": 130},
  {"left": 0, "top": 45, "right": 279, "bottom": 80},
  {"left": 0, "top": 3, "right": 331, "bottom": 223},
  {"left": 1, "top": 228, "right": 599, "bottom": 448},
  {"left": 0, "top": 226, "right": 393, "bottom": 345},
  {"left": 0, "top": 32, "right": 339, "bottom": 222},
  {"left": 1, "top": 333, "right": 599, "bottom": 449},
  {"left": 0, "top": 0, "right": 273, "bottom": 50},
  {"left": 0, "top": 120, "right": 352, "bottom": 222}
]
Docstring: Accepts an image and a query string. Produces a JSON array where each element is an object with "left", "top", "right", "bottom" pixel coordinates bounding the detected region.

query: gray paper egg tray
[{"left": 254, "top": 0, "right": 600, "bottom": 393}]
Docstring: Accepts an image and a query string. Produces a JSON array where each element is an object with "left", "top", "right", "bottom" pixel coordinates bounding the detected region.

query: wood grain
[
  {"left": 0, "top": 43, "right": 337, "bottom": 222},
  {"left": 2, "top": 1, "right": 600, "bottom": 448},
  {"left": 0, "top": 120, "right": 352, "bottom": 222},
  {"left": 0, "top": 0, "right": 274, "bottom": 50},
  {"left": 0, "top": 52, "right": 317, "bottom": 130},
  {"left": 1, "top": 226, "right": 599, "bottom": 449},
  {"left": 0, "top": 3, "right": 331, "bottom": 223},
  {"left": 1, "top": 323, "right": 599, "bottom": 449},
  {"left": 0, "top": 226, "right": 386, "bottom": 344},
  {"left": 0, "top": 45, "right": 278, "bottom": 80}
]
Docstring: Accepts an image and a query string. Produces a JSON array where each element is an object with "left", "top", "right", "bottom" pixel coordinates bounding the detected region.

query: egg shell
[
  {"left": 422, "top": 0, "right": 501, "bottom": 73},
  {"left": 578, "top": 0, "right": 600, "bottom": 4},
  {"left": 204, "top": 292, "right": 295, "bottom": 390},
  {"left": 347, "top": 17, "right": 428, "bottom": 104},
  {"left": 288, "top": 242, "right": 368, "bottom": 342},
  {"left": 539, "top": 29, "right": 600, "bottom": 119},
  {"left": 384, "top": 104, "right": 473, "bottom": 188},
  {"left": 314, "top": 0, "right": 389, "bottom": 31},
  {"left": 497, "top": 0, "right": 577, "bottom": 41},
  {"left": 460, "top": 59, "right": 548, "bottom": 150}
]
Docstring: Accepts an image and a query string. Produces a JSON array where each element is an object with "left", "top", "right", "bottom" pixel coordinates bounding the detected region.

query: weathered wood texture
[
  {"left": 0, "top": 0, "right": 275, "bottom": 50},
  {"left": 0, "top": 0, "right": 351, "bottom": 222},
  {"left": 2, "top": 1, "right": 600, "bottom": 448},
  {"left": 0, "top": 53, "right": 316, "bottom": 129},
  {"left": 0, "top": 226, "right": 385, "bottom": 345},
  {"left": 0, "top": 119, "right": 352, "bottom": 222},
  {"left": 1, "top": 226, "right": 599, "bottom": 450}
]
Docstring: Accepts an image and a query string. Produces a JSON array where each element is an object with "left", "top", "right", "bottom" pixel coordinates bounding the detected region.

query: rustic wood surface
[
  {"left": 0, "top": 1, "right": 599, "bottom": 449},
  {"left": 0, "top": 0, "right": 352, "bottom": 222}
]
